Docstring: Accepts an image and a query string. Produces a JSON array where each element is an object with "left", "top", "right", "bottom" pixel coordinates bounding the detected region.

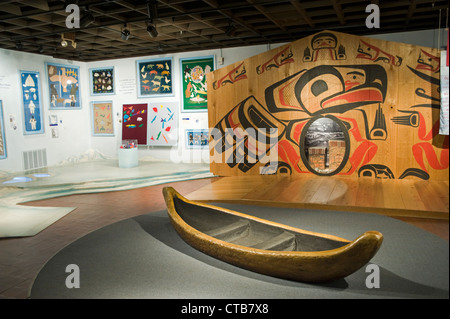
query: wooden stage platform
[{"left": 187, "top": 175, "right": 449, "bottom": 220}]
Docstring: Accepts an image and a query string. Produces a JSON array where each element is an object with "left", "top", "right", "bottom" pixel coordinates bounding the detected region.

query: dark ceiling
[{"left": 0, "top": 0, "right": 448, "bottom": 62}]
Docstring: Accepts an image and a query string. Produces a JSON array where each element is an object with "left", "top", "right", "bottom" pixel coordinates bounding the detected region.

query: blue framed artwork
[
  {"left": 45, "top": 62, "right": 81, "bottom": 109},
  {"left": 180, "top": 56, "right": 215, "bottom": 112},
  {"left": 20, "top": 70, "right": 44, "bottom": 135},
  {"left": 89, "top": 66, "right": 115, "bottom": 96},
  {"left": 136, "top": 57, "right": 174, "bottom": 98},
  {"left": 91, "top": 101, "right": 114, "bottom": 136},
  {"left": 0, "top": 101, "right": 6, "bottom": 159},
  {"left": 185, "top": 129, "right": 209, "bottom": 148}
]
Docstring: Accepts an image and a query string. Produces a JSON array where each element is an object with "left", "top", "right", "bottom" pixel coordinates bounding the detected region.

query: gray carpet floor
[{"left": 29, "top": 203, "right": 449, "bottom": 299}]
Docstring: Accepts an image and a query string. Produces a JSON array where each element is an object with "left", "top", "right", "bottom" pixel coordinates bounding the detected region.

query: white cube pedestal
[{"left": 118, "top": 148, "right": 138, "bottom": 168}]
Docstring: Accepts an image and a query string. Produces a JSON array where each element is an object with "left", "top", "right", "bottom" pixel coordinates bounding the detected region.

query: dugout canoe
[{"left": 163, "top": 187, "right": 383, "bottom": 283}]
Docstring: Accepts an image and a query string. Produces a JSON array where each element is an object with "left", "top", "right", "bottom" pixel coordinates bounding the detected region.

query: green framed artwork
[{"left": 180, "top": 56, "right": 215, "bottom": 112}]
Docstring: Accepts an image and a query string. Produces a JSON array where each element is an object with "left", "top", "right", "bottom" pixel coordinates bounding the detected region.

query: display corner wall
[{"left": 207, "top": 30, "right": 449, "bottom": 181}]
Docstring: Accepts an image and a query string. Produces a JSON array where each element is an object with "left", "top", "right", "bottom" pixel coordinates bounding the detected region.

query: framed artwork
[
  {"left": 49, "top": 114, "right": 58, "bottom": 126},
  {"left": 51, "top": 126, "right": 59, "bottom": 138},
  {"left": 45, "top": 62, "right": 81, "bottom": 109},
  {"left": 148, "top": 102, "right": 179, "bottom": 146},
  {"left": 185, "top": 129, "right": 209, "bottom": 148},
  {"left": 122, "top": 103, "right": 148, "bottom": 145},
  {"left": 180, "top": 56, "right": 215, "bottom": 112},
  {"left": 89, "top": 67, "right": 115, "bottom": 95},
  {"left": 136, "top": 58, "right": 174, "bottom": 98},
  {"left": 20, "top": 70, "right": 44, "bottom": 135},
  {"left": 0, "top": 101, "right": 6, "bottom": 159},
  {"left": 91, "top": 101, "right": 114, "bottom": 136}
]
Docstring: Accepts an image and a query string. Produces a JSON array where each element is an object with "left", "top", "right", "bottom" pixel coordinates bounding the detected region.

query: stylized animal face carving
[{"left": 265, "top": 64, "right": 387, "bottom": 116}]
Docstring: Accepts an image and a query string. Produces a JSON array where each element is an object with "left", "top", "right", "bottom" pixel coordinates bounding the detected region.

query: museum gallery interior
[{"left": 0, "top": 0, "right": 449, "bottom": 300}]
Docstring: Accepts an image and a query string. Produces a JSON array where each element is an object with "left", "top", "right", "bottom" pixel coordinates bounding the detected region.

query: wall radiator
[{"left": 22, "top": 149, "right": 48, "bottom": 171}]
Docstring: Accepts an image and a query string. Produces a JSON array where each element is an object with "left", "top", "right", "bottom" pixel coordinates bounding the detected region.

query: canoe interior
[{"left": 173, "top": 197, "right": 349, "bottom": 252}]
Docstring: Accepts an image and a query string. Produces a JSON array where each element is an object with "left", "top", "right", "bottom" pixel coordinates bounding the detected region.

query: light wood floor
[
  {"left": 0, "top": 176, "right": 447, "bottom": 299},
  {"left": 188, "top": 175, "right": 449, "bottom": 220}
]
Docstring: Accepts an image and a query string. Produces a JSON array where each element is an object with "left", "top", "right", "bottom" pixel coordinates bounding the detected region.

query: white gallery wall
[
  {"left": 0, "top": 42, "right": 274, "bottom": 172},
  {"left": 0, "top": 28, "right": 446, "bottom": 173},
  {"left": 0, "top": 50, "right": 90, "bottom": 172}
]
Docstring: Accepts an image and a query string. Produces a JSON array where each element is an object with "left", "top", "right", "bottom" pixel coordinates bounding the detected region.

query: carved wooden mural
[{"left": 207, "top": 31, "right": 448, "bottom": 180}]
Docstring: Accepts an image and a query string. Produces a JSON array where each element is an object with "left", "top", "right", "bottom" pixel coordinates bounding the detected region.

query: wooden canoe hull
[{"left": 163, "top": 187, "right": 383, "bottom": 283}]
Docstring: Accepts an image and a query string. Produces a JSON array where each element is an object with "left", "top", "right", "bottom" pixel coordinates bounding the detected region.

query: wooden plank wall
[{"left": 207, "top": 30, "right": 449, "bottom": 181}]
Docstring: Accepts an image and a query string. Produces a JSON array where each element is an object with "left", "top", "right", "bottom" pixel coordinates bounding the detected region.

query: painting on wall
[
  {"left": 148, "top": 102, "right": 178, "bottom": 146},
  {"left": 0, "top": 101, "right": 6, "bottom": 159},
  {"left": 20, "top": 70, "right": 44, "bottom": 135},
  {"left": 49, "top": 114, "right": 58, "bottom": 126},
  {"left": 91, "top": 101, "right": 114, "bottom": 136},
  {"left": 181, "top": 56, "right": 215, "bottom": 112},
  {"left": 186, "top": 129, "right": 209, "bottom": 148},
  {"left": 122, "top": 103, "right": 147, "bottom": 145},
  {"left": 208, "top": 30, "right": 449, "bottom": 180},
  {"left": 90, "top": 67, "right": 115, "bottom": 95},
  {"left": 45, "top": 62, "right": 81, "bottom": 109},
  {"left": 136, "top": 58, "right": 173, "bottom": 98}
]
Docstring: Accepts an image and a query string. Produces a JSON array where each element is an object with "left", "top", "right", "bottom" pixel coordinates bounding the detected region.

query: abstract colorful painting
[
  {"left": 91, "top": 101, "right": 114, "bottom": 136},
  {"left": 90, "top": 67, "right": 115, "bottom": 95},
  {"left": 20, "top": 70, "right": 44, "bottom": 135},
  {"left": 181, "top": 56, "right": 215, "bottom": 112},
  {"left": 0, "top": 101, "right": 6, "bottom": 159},
  {"left": 46, "top": 62, "right": 81, "bottom": 109},
  {"left": 148, "top": 102, "right": 178, "bottom": 146},
  {"left": 136, "top": 58, "right": 173, "bottom": 98},
  {"left": 122, "top": 103, "right": 147, "bottom": 145},
  {"left": 186, "top": 129, "right": 209, "bottom": 148}
]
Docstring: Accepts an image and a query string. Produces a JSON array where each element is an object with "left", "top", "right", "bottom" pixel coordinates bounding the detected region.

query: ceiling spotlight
[
  {"left": 80, "top": 9, "right": 95, "bottom": 27},
  {"left": 15, "top": 41, "right": 23, "bottom": 50},
  {"left": 121, "top": 24, "right": 130, "bottom": 41},
  {"left": 147, "top": 24, "right": 158, "bottom": 38},
  {"left": 225, "top": 21, "right": 237, "bottom": 37},
  {"left": 61, "top": 33, "right": 76, "bottom": 48},
  {"left": 39, "top": 45, "right": 44, "bottom": 53},
  {"left": 146, "top": 0, "right": 158, "bottom": 38}
]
